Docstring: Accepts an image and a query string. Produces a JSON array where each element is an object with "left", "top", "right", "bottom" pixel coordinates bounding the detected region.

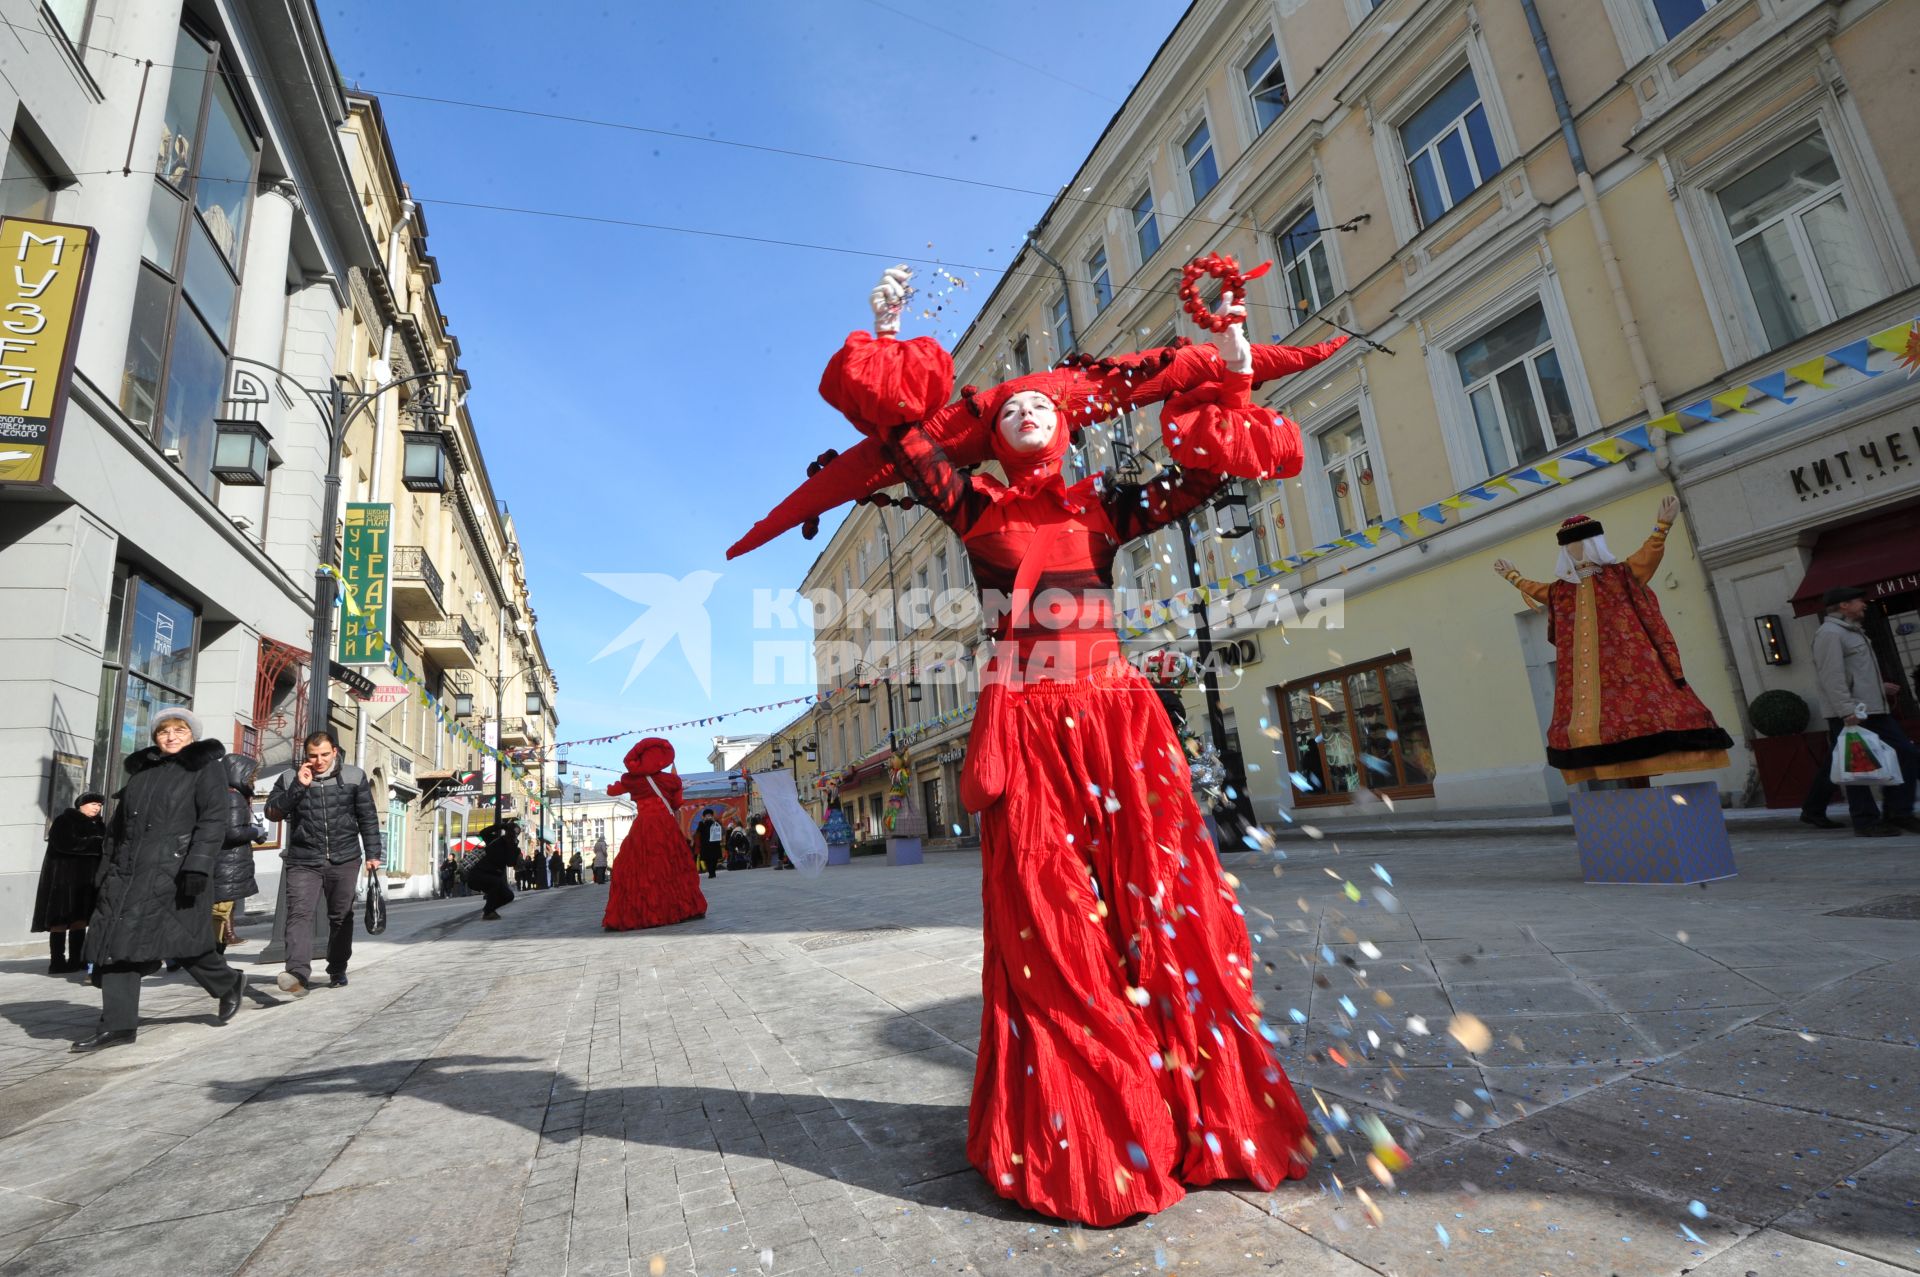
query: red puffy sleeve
[
  {"left": 1159, "top": 372, "right": 1305, "bottom": 480},
  {"left": 819, "top": 332, "right": 955, "bottom": 434},
  {"left": 1251, "top": 335, "right": 1347, "bottom": 382}
]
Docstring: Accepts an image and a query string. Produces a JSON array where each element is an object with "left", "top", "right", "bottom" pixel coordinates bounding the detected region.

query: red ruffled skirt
[
  {"left": 602, "top": 803, "right": 707, "bottom": 931},
  {"left": 965, "top": 660, "right": 1313, "bottom": 1226}
]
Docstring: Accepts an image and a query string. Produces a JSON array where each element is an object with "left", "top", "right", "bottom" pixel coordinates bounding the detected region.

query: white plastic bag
[{"left": 1830, "top": 725, "right": 1902, "bottom": 787}]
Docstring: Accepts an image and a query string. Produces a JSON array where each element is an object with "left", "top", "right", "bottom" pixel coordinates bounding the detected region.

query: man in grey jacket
[
  {"left": 266, "top": 730, "right": 384, "bottom": 994},
  {"left": 1811, "top": 586, "right": 1918, "bottom": 838}
]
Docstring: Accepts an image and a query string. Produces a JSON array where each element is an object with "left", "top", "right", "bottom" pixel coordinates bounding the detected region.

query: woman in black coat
[
  {"left": 210, "top": 754, "right": 263, "bottom": 952},
  {"left": 75, "top": 707, "right": 246, "bottom": 1052},
  {"left": 33, "top": 792, "right": 106, "bottom": 973}
]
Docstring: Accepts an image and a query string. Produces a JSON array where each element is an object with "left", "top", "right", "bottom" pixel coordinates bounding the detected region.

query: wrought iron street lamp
[
  {"left": 212, "top": 416, "right": 272, "bottom": 486},
  {"left": 400, "top": 428, "right": 448, "bottom": 493}
]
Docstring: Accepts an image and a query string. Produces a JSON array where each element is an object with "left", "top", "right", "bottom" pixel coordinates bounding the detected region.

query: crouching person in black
[
  {"left": 465, "top": 819, "right": 520, "bottom": 920},
  {"left": 75, "top": 707, "right": 244, "bottom": 1052}
]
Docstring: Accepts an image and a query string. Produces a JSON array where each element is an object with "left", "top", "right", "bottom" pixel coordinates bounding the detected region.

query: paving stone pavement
[{"left": 0, "top": 826, "right": 1915, "bottom": 1276}]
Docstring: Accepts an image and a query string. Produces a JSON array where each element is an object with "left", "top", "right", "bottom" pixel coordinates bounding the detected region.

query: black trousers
[
  {"left": 285, "top": 858, "right": 358, "bottom": 983},
  {"left": 100, "top": 951, "right": 238, "bottom": 1032},
  {"left": 466, "top": 865, "right": 513, "bottom": 911}
]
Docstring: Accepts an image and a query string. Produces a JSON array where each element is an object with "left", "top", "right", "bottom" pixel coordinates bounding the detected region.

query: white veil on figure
[{"left": 1555, "top": 534, "right": 1616, "bottom": 584}]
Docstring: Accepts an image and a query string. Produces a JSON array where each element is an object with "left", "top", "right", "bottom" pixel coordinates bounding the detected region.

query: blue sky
[{"left": 324, "top": 0, "right": 1179, "bottom": 781}]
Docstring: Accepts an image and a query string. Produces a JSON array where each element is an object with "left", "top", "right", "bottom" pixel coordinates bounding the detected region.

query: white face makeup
[{"left": 996, "top": 390, "right": 1058, "bottom": 455}]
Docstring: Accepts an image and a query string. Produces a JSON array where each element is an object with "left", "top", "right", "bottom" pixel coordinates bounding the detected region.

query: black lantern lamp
[
  {"left": 771, "top": 741, "right": 784, "bottom": 768},
  {"left": 401, "top": 429, "right": 447, "bottom": 493},
  {"left": 805, "top": 737, "right": 818, "bottom": 763},
  {"left": 1754, "top": 615, "right": 1791, "bottom": 666},
  {"left": 525, "top": 690, "right": 544, "bottom": 715},
  {"left": 857, "top": 682, "right": 872, "bottom": 704},
  {"left": 1215, "top": 479, "right": 1252, "bottom": 540},
  {"left": 453, "top": 692, "right": 474, "bottom": 717},
  {"left": 212, "top": 417, "right": 272, "bottom": 486}
]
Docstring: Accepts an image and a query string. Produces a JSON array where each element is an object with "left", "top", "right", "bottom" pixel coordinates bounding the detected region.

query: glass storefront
[
  {"left": 1277, "top": 650, "right": 1435, "bottom": 807},
  {"left": 90, "top": 569, "right": 201, "bottom": 791}
]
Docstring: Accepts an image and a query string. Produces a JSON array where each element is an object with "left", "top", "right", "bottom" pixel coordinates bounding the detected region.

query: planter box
[
  {"left": 1751, "top": 731, "right": 1831, "bottom": 809},
  {"left": 1570, "top": 781, "right": 1735, "bottom": 885}
]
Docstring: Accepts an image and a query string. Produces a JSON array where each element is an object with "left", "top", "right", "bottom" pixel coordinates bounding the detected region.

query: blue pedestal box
[
  {"left": 1569, "top": 781, "right": 1736, "bottom": 884},
  {"left": 885, "top": 836, "right": 923, "bottom": 866},
  {"left": 826, "top": 841, "right": 851, "bottom": 866}
]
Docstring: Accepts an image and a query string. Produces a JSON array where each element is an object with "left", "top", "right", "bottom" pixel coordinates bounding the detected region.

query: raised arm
[
  {"left": 1625, "top": 497, "right": 1680, "bottom": 585},
  {"left": 1491, "top": 558, "right": 1552, "bottom": 605},
  {"left": 1106, "top": 465, "right": 1228, "bottom": 544}
]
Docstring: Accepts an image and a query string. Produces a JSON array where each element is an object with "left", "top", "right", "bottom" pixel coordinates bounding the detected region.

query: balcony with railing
[
  {"left": 391, "top": 545, "right": 446, "bottom": 621},
  {"left": 500, "top": 716, "right": 534, "bottom": 746},
  {"left": 414, "top": 614, "right": 482, "bottom": 668}
]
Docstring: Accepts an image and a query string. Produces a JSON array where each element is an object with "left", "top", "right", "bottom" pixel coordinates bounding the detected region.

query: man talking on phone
[{"left": 266, "top": 730, "right": 384, "bottom": 995}]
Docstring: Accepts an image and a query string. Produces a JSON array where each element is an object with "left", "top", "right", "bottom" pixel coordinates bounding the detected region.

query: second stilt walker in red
[
  {"left": 601, "top": 737, "right": 706, "bottom": 931},
  {"left": 732, "top": 264, "right": 1343, "bottom": 1226}
]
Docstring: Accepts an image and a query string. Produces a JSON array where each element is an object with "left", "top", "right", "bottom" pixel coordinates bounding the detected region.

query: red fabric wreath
[{"left": 1178, "top": 254, "right": 1272, "bottom": 332}]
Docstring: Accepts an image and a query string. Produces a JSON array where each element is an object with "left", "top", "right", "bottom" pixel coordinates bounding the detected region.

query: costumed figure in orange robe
[
  {"left": 1493, "top": 499, "right": 1732, "bottom": 784},
  {"left": 730, "top": 262, "right": 1348, "bottom": 1226},
  {"left": 601, "top": 737, "right": 707, "bottom": 930}
]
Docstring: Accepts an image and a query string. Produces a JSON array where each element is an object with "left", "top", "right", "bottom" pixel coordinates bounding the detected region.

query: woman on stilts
[
  {"left": 602, "top": 737, "right": 706, "bottom": 931},
  {"left": 729, "top": 263, "right": 1346, "bottom": 1226}
]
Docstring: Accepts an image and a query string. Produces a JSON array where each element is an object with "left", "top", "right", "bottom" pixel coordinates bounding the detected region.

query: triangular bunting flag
[
  {"left": 1536, "top": 461, "right": 1567, "bottom": 484},
  {"left": 1380, "top": 517, "right": 1414, "bottom": 541},
  {"left": 1562, "top": 447, "right": 1608, "bottom": 469},
  {"left": 1710, "top": 387, "right": 1756, "bottom": 415},
  {"left": 1747, "top": 371, "right": 1795, "bottom": 404},
  {"left": 1827, "top": 339, "right": 1879, "bottom": 376},
  {"left": 1679, "top": 401, "right": 1717, "bottom": 423},
  {"left": 1613, "top": 423, "right": 1655, "bottom": 454},
  {"left": 1464, "top": 485, "right": 1499, "bottom": 501},
  {"left": 1787, "top": 357, "right": 1830, "bottom": 390},
  {"left": 1417, "top": 503, "right": 1450, "bottom": 525},
  {"left": 1648, "top": 414, "right": 1684, "bottom": 435},
  {"left": 1439, "top": 495, "right": 1478, "bottom": 511},
  {"left": 1483, "top": 477, "right": 1520, "bottom": 497},
  {"left": 1401, "top": 511, "right": 1423, "bottom": 534},
  {"left": 1867, "top": 322, "right": 1916, "bottom": 355},
  {"left": 1586, "top": 439, "right": 1628, "bottom": 464},
  {"left": 1512, "top": 468, "right": 1551, "bottom": 486}
]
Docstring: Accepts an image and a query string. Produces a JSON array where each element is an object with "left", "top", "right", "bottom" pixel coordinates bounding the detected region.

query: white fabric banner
[{"left": 756, "top": 768, "right": 829, "bottom": 877}]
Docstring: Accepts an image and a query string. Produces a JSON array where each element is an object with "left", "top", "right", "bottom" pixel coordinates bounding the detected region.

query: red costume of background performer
[
  {"left": 601, "top": 737, "right": 707, "bottom": 931},
  {"left": 732, "top": 263, "right": 1345, "bottom": 1226}
]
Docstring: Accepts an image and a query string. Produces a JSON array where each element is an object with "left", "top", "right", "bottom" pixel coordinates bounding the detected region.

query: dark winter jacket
[
  {"left": 83, "top": 739, "right": 226, "bottom": 966},
  {"left": 47, "top": 808, "right": 106, "bottom": 859},
  {"left": 31, "top": 808, "right": 106, "bottom": 932},
  {"left": 212, "top": 754, "right": 261, "bottom": 904},
  {"left": 266, "top": 761, "right": 384, "bottom": 867}
]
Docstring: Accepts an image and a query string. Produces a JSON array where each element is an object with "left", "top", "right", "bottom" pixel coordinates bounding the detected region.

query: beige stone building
[
  {"left": 806, "top": 0, "right": 1920, "bottom": 825},
  {"left": 328, "top": 94, "right": 561, "bottom": 878}
]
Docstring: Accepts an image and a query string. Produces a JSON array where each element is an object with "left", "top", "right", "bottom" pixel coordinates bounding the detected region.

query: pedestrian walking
[
  {"left": 438, "top": 853, "right": 459, "bottom": 898},
  {"left": 210, "top": 753, "right": 263, "bottom": 954},
  {"left": 73, "top": 707, "right": 244, "bottom": 1051},
  {"left": 591, "top": 838, "right": 609, "bottom": 885},
  {"left": 33, "top": 791, "right": 106, "bottom": 974},
  {"left": 700, "top": 816, "right": 724, "bottom": 879},
  {"left": 1813, "top": 586, "right": 1919, "bottom": 837},
  {"left": 546, "top": 846, "right": 564, "bottom": 887},
  {"left": 602, "top": 738, "right": 706, "bottom": 930},
  {"left": 265, "top": 730, "right": 383, "bottom": 996},
  {"left": 567, "top": 850, "right": 584, "bottom": 885},
  {"left": 464, "top": 819, "right": 519, "bottom": 919}
]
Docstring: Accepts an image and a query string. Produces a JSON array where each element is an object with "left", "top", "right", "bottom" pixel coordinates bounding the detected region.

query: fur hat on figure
[
  {"left": 1822, "top": 585, "right": 1867, "bottom": 608},
  {"left": 1556, "top": 515, "right": 1605, "bottom": 545},
  {"left": 149, "top": 705, "right": 202, "bottom": 740},
  {"left": 75, "top": 791, "right": 106, "bottom": 808}
]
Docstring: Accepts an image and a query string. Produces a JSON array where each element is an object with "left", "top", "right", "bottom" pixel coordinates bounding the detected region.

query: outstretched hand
[
  {"left": 870, "top": 264, "right": 912, "bottom": 336},
  {"left": 1657, "top": 495, "right": 1679, "bottom": 525},
  {"left": 1216, "top": 289, "right": 1252, "bottom": 375},
  {"left": 1492, "top": 558, "right": 1516, "bottom": 579}
]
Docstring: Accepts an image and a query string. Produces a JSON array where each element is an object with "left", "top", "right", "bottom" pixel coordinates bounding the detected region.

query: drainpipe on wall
[
  {"left": 1523, "top": 0, "right": 1758, "bottom": 773},
  {"left": 1025, "top": 232, "right": 1077, "bottom": 355}
]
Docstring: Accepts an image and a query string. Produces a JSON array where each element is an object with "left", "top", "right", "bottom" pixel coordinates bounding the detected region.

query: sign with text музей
[
  {"left": 0, "top": 219, "right": 96, "bottom": 487},
  {"left": 337, "top": 502, "right": 392, "bottom": 664}
]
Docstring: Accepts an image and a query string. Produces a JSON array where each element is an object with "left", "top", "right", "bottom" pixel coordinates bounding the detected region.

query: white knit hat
[{"left": 150, "top": 705, "right": 203, "bottom": 741}]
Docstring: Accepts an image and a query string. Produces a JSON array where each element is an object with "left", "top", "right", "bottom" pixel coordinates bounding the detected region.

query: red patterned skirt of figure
[
  {"left": 965, "top": 660, "right": 1313, "bottom": 1226},
  {"left": 602, "top": 802, "right": 708, "bottom": 931}
]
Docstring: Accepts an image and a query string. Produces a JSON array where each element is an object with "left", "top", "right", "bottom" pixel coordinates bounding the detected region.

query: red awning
[{"left": 1789, "top": 505, "right": 1920, "bottom": 616}]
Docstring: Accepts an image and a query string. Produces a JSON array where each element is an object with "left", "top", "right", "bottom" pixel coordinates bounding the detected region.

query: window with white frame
[
  {"left": 1247, "top": 478, "right": 1290, "bottom": 566},
  {"left": 935, "top": 549, "right": 949, "bottom": 598},
  {"left": 45, "top": 0, "right": 90, "bottom": 45},
  {"left": 1183, "top": 119, "right": 1219, "bottom": 204},
  {"left": 1275, "top": 206, "right": 1334, "bottom": 322},
  {"left": 1051, "top": 292, "right": 1075, "bottom": 358},
  {"left": 1315, "top": 415, "right": 1382, "bottom": 537},
  {"left": 1243, "top": 35, "right": 1290, "bottom": 134},
  {"left": 1400, "top": 67, "right": 1499, "bottom": 227},
  {"left": 1716, "top": 130, "right": 1879, "bottom": 351},
  {"left": 1087, "top": 244, "right": 1113, "bottom": 313},
  {"left": 1011, "top": 335, "right": 1031, "bottom": 376},
  {"left": 1649, "top": 0, "right": 1723, "bottom": 41},
  {"left": 1453, "top": 302, "right": 1580, "bottom": 475},
  {"left": 1132, "top": 188, "right": 1160, "bottom": 262}
]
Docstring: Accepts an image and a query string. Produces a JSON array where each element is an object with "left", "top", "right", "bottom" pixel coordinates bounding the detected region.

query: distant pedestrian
[
  {"left": 568, "top": 850, "right": 584, "bottom": 885},
  {"left": 74, "top": 707, "right": 244, "bottom": 1052},
  {"left": 210, "top": 753, "right": 264, "bottom": 954},
  {"left": 725, "top": 825, "right": 750, "bottom": 871},
  {"left": 34, "top": 791, "right": 106, "bottom": 974},
  {"left": 464, "top": 820, "right": 519, "bottom": 919},
  {"left": 547, "top": 847, "right": 564, "bottom": 887},
  {"left": 701, "top": 817, "right": 724, "bottom": 879},
  {"left": 1812, "top": 586, "right": 1918, "bottom": 838},
  {"left": 438, "top": 853, "right": 458, "bottom": 898},
  {"left": 265, "top": 730, "right": 384, "bottom": 996},
  {"left": 591, "top": 838, "right": 609, "bottom": 885}
]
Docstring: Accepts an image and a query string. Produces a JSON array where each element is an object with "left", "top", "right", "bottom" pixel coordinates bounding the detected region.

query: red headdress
[{"left": 608, "top": 736, "right": 682, "bottom": 808}]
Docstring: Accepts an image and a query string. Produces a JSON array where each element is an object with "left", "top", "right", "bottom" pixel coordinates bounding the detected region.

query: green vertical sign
[{"left": 338, "top": 502, "right": 392, "bottom": 664}]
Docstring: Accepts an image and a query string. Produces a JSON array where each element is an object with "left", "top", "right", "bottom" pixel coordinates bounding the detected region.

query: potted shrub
[{"left": 1746, "top": 690, "right": 1823, "bottom": 809}]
